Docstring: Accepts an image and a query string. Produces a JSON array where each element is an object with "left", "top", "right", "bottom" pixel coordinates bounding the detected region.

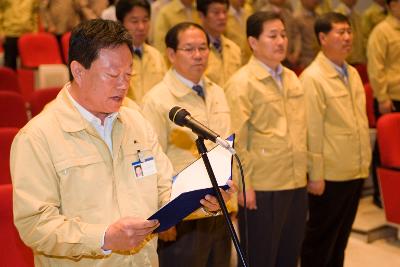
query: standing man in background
[
  {"left": 225, "top": 0, "right": 253, "bottom": 63},
  {"left": 152, "top": 0, "right": 200, "bottom": 54},
  {"left": 197, "top": 0, "right": 242, "bottom": 87},
  {"left": 116, "top": 0, "right": 167, "bottom": 104},
  {"left": 362, "top": 0, "right": 387, "bottom": 45},
  {"left": 335, "top": 0, "right": 366, "bottom": 65},
  {"left": 225, "top": 11, "right": 308, "bottom": 267},
  {"left": 0, "top": 0, "right": 39, "bottom": 70},
  {"left": 300, "top": 12, "right": 371, "bottom": 267},
  {"left": 142, "top": 22, "right": 233, "bottom": 267},
  {"left": 367, "top": 0, "right": 400, "bottom": 208}
]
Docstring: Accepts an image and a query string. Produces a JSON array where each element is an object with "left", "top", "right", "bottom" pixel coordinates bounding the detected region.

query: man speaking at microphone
[
  {"left": 142, "top": 22, "right": 234, "bottom": 267},
  {"left": 10, "top": 19, "right": 233, "bottom": 266}
]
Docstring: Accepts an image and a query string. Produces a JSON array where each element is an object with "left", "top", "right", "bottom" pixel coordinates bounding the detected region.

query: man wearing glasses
[{"left": 142, "top": 22, "right": 233, "bottom": 267}]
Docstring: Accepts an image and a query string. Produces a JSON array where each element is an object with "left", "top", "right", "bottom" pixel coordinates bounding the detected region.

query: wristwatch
[{"left": 201, "top": 207, "right": 223, "bottom": 216}]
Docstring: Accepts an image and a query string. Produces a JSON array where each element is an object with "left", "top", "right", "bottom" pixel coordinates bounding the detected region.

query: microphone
[{"left": 169, "top": 106, "right": 236, "bottom": 155}]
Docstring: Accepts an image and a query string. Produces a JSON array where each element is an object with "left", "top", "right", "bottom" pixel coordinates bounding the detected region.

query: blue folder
[{"left": 148, "top": 135, "right": 234, "bottom": 233}]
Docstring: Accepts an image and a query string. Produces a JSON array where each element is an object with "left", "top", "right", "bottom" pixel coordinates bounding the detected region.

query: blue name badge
[{"left": 132, "top": 157, "right": 157, "bottom": 179}]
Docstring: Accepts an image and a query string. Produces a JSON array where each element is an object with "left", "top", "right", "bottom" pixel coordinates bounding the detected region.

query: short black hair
[
  {"left": 165, "top": 22, "right": 210, "bottom": 50},
  {"left": 116, "top": 0, "right": 151, "bottom": 22},
  {"left": 246, "top": 11, "right": 284, "bottom": 39},
  {"left": 314, "top": 12, "right": 351, "bottom": 44},
  {"left": 68, "top": 19, "right": 133, "bottom": 79},
  {"left": 196, "top": 0, "right": 229, "bottom": 16}
]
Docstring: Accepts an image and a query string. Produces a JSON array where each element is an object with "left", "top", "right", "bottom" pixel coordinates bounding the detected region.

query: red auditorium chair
[
  {"left": 364, "top": 83, "right": 376, "bottom": 128},
  {"left": 0, "top": 128, "right": 19, "bottom": 185},
  {"left": 29, "top": 87, "right": 61, "bottom": 117},
  {"left": 0, "top": 91, "right": 28, "bottom": 128},
  {"left": 61, "top": 31, "right": 71, "bottom": 63},
  {"left": 18, "top": 32, "right": 63, "bottom": 68},
  {"left": 0, "top": 67, "right": 21, "bottom": 93},
  {"left": 353, "top": 63, "right": 369, "bottom": 85},
  {"left": 377, "top": 113, "right": 400, "bottom": 225},
  {"left": 0, "top": 184, "right": 34, "bottom": 266}
]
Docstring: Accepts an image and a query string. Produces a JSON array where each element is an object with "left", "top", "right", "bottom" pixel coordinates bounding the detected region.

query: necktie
[
  {"left": 192, "top": 84, "right": 204, "bottom": 99},
  {"left": 212, "top": 39, "right": 222, "bottom": 53},
  {"left": 133, "top": 48, "right": 142, "bottom": 59}
]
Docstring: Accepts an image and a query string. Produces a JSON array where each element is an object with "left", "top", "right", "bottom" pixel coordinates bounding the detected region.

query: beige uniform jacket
[
  {"left": 224, "top": 56, "right": 307, "bottom": 191},
  {"left": 225, "top": 5, "right": 253, "bottom": 64},
  {"left": 128, "top": 44, "right": 167, "bottom": 104},
  {"left": 335, "top": 3, "right": 366, "bottom": 64},
  {"left": 75, "top": 0, "right": 108, "bottom": 20},
  {"left": 367, "top": 15, "right": 400, "bottom": 102},
  {"left": 294, "top": 0, "right": 332, "bottom": 15},
  {"left": 205, "top": 35, "right": 242, "bottom": 87},
  {"left": 142, "top": 69, "right": 235, "bottom": 219},
  {"left": 39, "top": 0, "right": 80, "bottom": 35},
  {"left": 293, "top": 7, "right": 319, "bottom": 67},
  {"left": 361, "top": 2, "right": 386, "bottom": 45},
  {"left": 301, "top": 52, "right": 371, "bottom": 182},
  {"left": 11, "top": 86, "right": 173, "bottom": 266},
  {"left": 0, "top": 0, "right": 38, "bottom": 37},
  {"left": 152, "top": 0, "right": 200, "bottom": 53}
]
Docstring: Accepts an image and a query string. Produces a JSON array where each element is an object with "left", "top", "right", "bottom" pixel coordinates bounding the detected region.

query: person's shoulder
[
  {"left": 221, "top": 35, "right": 240, "bottom": 51},
  {"left": 144, "top": 43, "right": 163, "bottom": 57}
]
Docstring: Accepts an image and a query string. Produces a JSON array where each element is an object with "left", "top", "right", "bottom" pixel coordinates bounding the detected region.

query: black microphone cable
[{"left": 233, "top": 153, "right": 249, "bottom": 266}]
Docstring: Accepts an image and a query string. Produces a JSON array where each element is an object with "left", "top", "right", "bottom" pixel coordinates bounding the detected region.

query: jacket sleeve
[
  {"left": 301, "top": 73, "right": 326, "bottom": 181},
  {"left": 224, "top": 79, "right": 253, "bottom": 190},
  {"left": 367, "top": 28, "right": 389, "bottom": 102},
  {"left": 10, "top": 129, "right": 108, "bottom": 259}
]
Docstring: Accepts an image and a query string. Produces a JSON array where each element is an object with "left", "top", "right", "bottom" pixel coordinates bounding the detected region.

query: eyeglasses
[{"left": 176, "top": 46, "right": 209, "bottom": 55}]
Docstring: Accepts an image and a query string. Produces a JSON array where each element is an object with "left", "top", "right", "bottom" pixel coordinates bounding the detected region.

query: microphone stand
[{"left": 195, "top": 138, "right": 249, "bottom": 267}]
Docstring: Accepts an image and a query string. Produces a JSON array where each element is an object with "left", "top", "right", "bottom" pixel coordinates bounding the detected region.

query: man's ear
[
  {"left": 70, "top": 61, "right": 85, "bottom": 86},
  {"left": 166, "top": 47, "right": 176, "bottom": 65},
  {"left": 318, "top": 32, "right": 326, "bottom": 46},
  {"left": 248, "top": 36, "right": 257, "bottom": 51}
]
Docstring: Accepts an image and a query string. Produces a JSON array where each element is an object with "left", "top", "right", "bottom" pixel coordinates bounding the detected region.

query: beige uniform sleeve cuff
[
  {"left": 80, "top": 223, "right": 110, "bottom": 255},
  {"left": 308, "top": 152, "right": 324, "bottom": 181}
]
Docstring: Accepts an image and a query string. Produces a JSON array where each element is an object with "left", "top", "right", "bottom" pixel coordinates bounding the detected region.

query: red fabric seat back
[
  {"left": 30, "top": 87, "right": 61, "bottom": 117},
  {"left": 354, "top": 63, "right": 369, "bottom": 84},
  {"left": 61, "top": 31, "right": 71, "bottom": 63},
  {"left": 18, "top": 32, "right": 63, "bottom": 68},
  {"left": 0, "top": 184, "right": 34, "bottom": 266},
  {"left": 0, "top": 67, "right": 21, "bottom": 93},
  {"left": 377, "top": 113, "right": 400, "bottom": 167},
  {"left": 0, "top": 128, "right": 19, "bottom": 185},
  {"left": 377, "top": 168, "right": 400, "bottom": 225},
  {"left": 0, "top": 91, "right": 28, "bottom": 128},
  {"left": 364, "top": 83, "right": 376, "bottom": 128}
]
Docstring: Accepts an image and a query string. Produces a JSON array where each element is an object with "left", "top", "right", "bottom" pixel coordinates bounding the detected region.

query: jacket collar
[
  {"left": 164, "top": 69, "right": 212, "bottom": 99},
  {"left": 247, "top": 56, "right": 275, "bottom": 81},
  {"left": 53, "top": 83, "right": 122, "bottom": 133},
  {"left": 314, "top": 51, "right": 344, "bottom": 79}
]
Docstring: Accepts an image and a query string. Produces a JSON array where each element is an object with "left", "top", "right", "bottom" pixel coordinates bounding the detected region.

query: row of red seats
[
  {"left": 0, "top": 32, "right": 71, "bottom": 102},
  {"left": 19, "top": 31, "right": 71, "bottom": 67}
]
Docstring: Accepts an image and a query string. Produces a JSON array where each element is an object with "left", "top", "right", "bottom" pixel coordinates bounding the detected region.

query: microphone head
[{"left": 169, "top": 106, "right": 190, "bottom": 126}]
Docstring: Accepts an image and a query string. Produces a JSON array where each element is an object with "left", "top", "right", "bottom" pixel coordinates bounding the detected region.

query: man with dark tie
[
  {"left": 196, "top": 0, "right": 242, "bottom": 87},
  {"left": 142, "top": 22, "right": 234, "bottom": 267},
  {"left": 116, "top": 0, "right": 167, "bottom": 104}
]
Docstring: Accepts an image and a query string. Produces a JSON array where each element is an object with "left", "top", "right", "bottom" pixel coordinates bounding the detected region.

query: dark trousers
[
  {"left": 371, "top": 99, "right": 400, "bottom": 205},
  {"left": 4, "top": 37, "right": 19, "bottom": 70},
  {"left": 238, "top": 187, "right": 308, "bottom": 267},
  {"left": 158, "top": 216, "right": 231, "bottom": 267},
  {"left": 301, "top": 179, "right": 364, "bottom": 267}
]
